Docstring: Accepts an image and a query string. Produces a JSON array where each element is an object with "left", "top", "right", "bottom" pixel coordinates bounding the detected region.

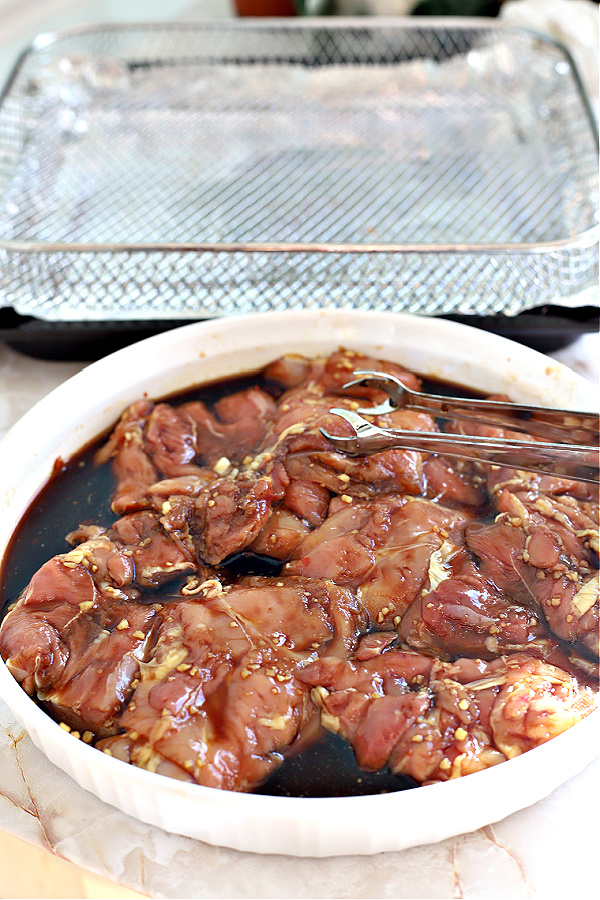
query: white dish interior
[{"left": 0, "top": 309, "right": 597, "bottom": 857}]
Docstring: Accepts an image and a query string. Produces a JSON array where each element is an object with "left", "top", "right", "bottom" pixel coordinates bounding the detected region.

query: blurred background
[{"left": 0, "top": 1, "right": 597, "bottom": 113}]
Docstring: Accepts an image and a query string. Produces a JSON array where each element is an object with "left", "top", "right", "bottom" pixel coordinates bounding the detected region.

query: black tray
[{"left": 0, "top": 306, "right": 597, "bottom": 362}]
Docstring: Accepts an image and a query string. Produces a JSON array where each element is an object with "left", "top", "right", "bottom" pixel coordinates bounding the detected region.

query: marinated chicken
[{"left": 0, "top": 349, "right": 597, "bottom": 794}]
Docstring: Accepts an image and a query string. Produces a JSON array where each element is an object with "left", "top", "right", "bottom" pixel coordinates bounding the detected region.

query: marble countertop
[
  {"left": 0, "top": 332, "right": 597, "bottom": 900},
  {"left": 0, "top": 1, "right": 598, "bottom": 897}
]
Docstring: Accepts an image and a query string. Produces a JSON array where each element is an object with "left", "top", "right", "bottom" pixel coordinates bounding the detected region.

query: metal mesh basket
[{"left": 0, "top": 19, "right": 597, "bottom": 322}]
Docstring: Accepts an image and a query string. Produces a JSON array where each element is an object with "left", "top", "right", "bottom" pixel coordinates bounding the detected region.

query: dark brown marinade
[
  {"left": 4, "top": 360, "right": 594, "bottom": 797},
  {"left": 256, "top": 732, "right": 418, "bottom": 797}
]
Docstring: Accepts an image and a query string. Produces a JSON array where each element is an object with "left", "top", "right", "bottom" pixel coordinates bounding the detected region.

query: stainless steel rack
[{"left": 0, "top": 19, "right": 597, "bottom": 322}]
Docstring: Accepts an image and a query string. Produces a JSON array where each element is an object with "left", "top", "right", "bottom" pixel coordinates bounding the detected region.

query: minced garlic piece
[
  {"left": 213, "top": 456, "right": 231, "bottom": 476},
  {"left": 571, "top": 576, "right": 598, "bottom": 616},
  {"left": 258, "top": 715, "right": 289, "bottom": 730}
]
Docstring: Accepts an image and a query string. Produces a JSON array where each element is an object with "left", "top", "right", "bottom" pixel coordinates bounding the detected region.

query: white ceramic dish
[{"left": 0, "top": 309, "right": 597, "bottom": 857}]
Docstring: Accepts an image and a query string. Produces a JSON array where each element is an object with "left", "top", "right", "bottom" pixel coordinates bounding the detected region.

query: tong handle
[
  {"left": 324, "top": 410, "right": 600, "bottom": 485},
  {"left": 349, "top": 371, "right": 600, "bottom": 447}
]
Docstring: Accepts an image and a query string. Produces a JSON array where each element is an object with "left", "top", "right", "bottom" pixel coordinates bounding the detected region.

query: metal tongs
[{"left": 321, "top": 371, "right": 600, "bottom": 485}]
